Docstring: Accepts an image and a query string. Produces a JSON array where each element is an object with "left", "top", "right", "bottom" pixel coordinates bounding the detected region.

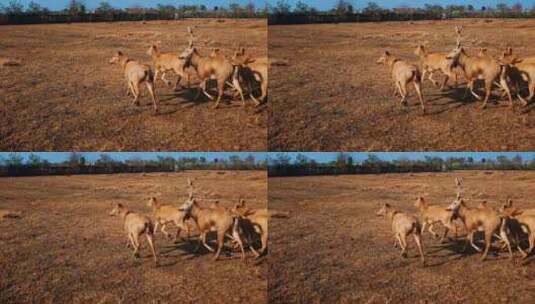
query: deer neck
[
  {"left": 387, "top": 209, "right": 399, "bottom": 223},
  {"left": 190, "top": 51, "right": 202, "bottom": 69}
]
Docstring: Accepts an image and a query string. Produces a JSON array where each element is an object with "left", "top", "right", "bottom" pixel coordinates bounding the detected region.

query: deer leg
[
  {"left": 440, "top": 75, "right": 450, "bottom": 91},
  {"left": 499, "top": 224, "right": 513, "bottom": 259},
  {"left": 132, "top": 233, "right": 140, "bottom": 258},
  {"left": 428, "top": 223, "right": 439, "bottom": 238},
  {"left": 480, "top": 231, "right": 492, "bottom": 261},
  {"left": 161, "top": 72, "right": 172, "bottom": 87},
  {"left": 428, "top": 71, "right": 439, "bottom": 87},
  {"left": 201, "top": 232, "right": 215, "bottom": 252},
  {"left": 413, "top": 233, "right": 425, "bottom": 265},
  {"left": 232, "top": 223, "right": 245, "bottom": 260},
  {"left": 212, "top": 80, "right": 224, "bottom": 109},
  {"left": 145, "top": 233, "right": 157, "bottom": 263},
  {"left": 145, "top": 81, "right": 159, "bottom": 112},
  {"left": 480, "top": 81, "right": 492, "bottom": 109},
  {"left": 174, "top": 74, "right": 182, "bottom": 91},
  {"left": 398, "top": 81, "right": 407, "bottom": 106},
  {"left": 131, "top": 82, "right": 140, "bottom": 106},
  {"left": 161, "top": 224, "right": 171, "bottom": 239},
  {"left": 212, "top": 230, "right": 225, "bottom": 261},
  {"left": 413, "top": 80, "right": 425, "bottom": 113},
  {"left": 231, "top": 72, "right": 245, "bottom": 106},
  {"left": 399, "top": 233, "right": 408, "bottom": 258},
  {"left": 499, "top": 76, "right": 513, "bottom": 107}
]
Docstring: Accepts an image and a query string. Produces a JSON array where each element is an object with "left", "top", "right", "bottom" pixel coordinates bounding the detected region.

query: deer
[
  {"left": 109, "top": 202, "right": 157, "bottom": 263},
  {"left": 446, "top": 26, "right": 513, "bottom": 109},
  {"left": 178, "top": 27, "right": 244, "bottom": 109},
  {"left": 231, "top": 199, "right": 289, "bottom": 258},
  {"left": 147, "top": 197, "right": 190, "bottom": 242},
  {"left": 231, "top": 47, "right": 268, "bottom": 106},
  {"left": 178, "top": 180, "right": 245, "bottom": 261},
  {"left": 146, "top": 44, "right": 190, "bottom": 91},
  {"left": 109, "top": 51, "right": 159, "bottom": 112},
  {"left": 376, "top": 51, "right": 426, "bottom": 113},
  {"left": 446, "top": 197, "right": 512, "bottom": 261},
  {"left": 414, "top": 44, "right": 458, "bottom": 90},
  {"left": 500, "top": 199, "right": 535, "bottom": 259},
  {"left": 414, "top": 197, "right": 457, "bottom": 242},
  {"left": 499, "top": 47, "right": 535, "bottom": 106},
  {"left": 376, "top": 203, "right": 425, "bottom": 265}
]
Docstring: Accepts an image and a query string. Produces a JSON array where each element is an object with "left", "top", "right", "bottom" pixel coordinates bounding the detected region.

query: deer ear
[{"left": 507, "top": 198, "right": 513, "bottom": 207}]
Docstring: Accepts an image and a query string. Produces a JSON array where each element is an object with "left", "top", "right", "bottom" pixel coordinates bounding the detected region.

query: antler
[
  {"left": 187, "top": 26, "right": 194, "bottom": 48},
  {"left": 454, "top": 25, "right": 463, "bottom": 48}
]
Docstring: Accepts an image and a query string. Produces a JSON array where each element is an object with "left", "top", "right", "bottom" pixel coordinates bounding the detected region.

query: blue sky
[
  {"left": 273, "top": 152, "right": 535, "bottom": 163},
  {"left": 0, "top": 0, "right": 268, "bottom": 11},
  {"left": 0, "top": 152, "right": 268, "bottom": 163}
]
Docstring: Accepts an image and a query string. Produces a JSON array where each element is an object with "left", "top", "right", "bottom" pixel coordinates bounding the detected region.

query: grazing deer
[
  {"left": 377, "top": 51, "right": 426, "bottom": 112},
  {"left": 178, "top": 27, "right": 244, "bottom": 109},
  {"left": 446, "top": 198, "right": 512, "bottom": 261},
  {"left": 446, "top": 26, "right": 513, "bottom": 109},
  {"left": 414, "top": 197, "right": 457, "bottom": 242},
  {"left": 147, "top": 197, "right": 190, "bottom": 241},
  {"left": 414, "top": 44, "right": 457, "bottom": 90},
  {"left": 231, "top": 48, "right": 268, "bottom": 106},
  {"left": 376, "top": 203, "right": 425, "bottom": 265},
  {"left": 109, "top": 202, "right": 157, "bottom": 263},
  {"left": 109, "top": 51, "right": 159, "bottom": 112},
  {"left": 147, "top": 44, "right": 190, "bottom": 90},
  {"left": 499, "top": 47, "right": 535, "bottom": 106}
]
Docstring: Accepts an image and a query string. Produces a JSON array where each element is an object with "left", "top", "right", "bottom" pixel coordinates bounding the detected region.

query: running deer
[
  {"left": 414, "top": 197, "right": 457, "bottom": 242},
  {"left": 499, "top": 47, "right": 535, "bottom": 106},
  {"left": 446, "top": 26, "right": 513, "bottom": 109},
  {"left": 109, "top": 51, "right": 159, "bottom": 112},
  {"left": 109, "top": 202, "right": 157, "bottom": 263},
  {"left": 376, "top": 203, "right": 425, "bottom": 265},
  {"left": 147, "top": 197, "right": 190, "bottom": 241},
  {"left": 376, "top": 51, "right": 426, "bottom": 113},
  {"left": 147, "top": 44, "right": 190, "bottom": 90},
  {"left": 414, "top": 44, "right": 457, "bottom": 90},
  {"left": 178, "top": 27, "right": 244, "bottom": 108},
  {"left": 446, "top": 198, "right": 512, "bottom": 261},
  {"left": 231, "top": 48, "right": 268, "bottom": 106},
  {"left": 179, "top": 182, "right": 245, "bottom": 261}
]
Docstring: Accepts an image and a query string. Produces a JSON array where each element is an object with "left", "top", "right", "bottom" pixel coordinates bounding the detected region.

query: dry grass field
[
  {"left": 269, "top": 171, "right": 535, "bottom": 303},
  {"left": 0, "top": 170, "right": 267, "bottom": 303},
  {"left": 269, "top": 19, "right": 535, "bottom": 151},
  {"left": 0, "top": 18, "right": 266, "bottom": 151}
]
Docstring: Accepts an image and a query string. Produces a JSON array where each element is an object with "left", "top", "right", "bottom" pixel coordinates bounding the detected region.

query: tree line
[
  {"left": 0, "top": 0, "right": 267, "bottom": 25},
  {"left": 269, "top": 0, "right": 535, "bottom": 25},
  {"left": 0, "top": 153, "right": 267, "bottom": 177},
  {"left": 268, "top": 153, "right": 535, "bottom": 176}
]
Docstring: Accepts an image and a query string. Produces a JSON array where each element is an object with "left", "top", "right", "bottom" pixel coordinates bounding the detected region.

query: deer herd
[
  {"left": 108, "top": 178, "right": 288, "bottom": 264},
  {"left": 377, "top": 177, "right": 535, "bottom": 266},
  {"left": 109, "top": 26, "right": 267, "bottom": 113},
  {"left": 377, "top": 25, "right": 535, "bottom": 113}
]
